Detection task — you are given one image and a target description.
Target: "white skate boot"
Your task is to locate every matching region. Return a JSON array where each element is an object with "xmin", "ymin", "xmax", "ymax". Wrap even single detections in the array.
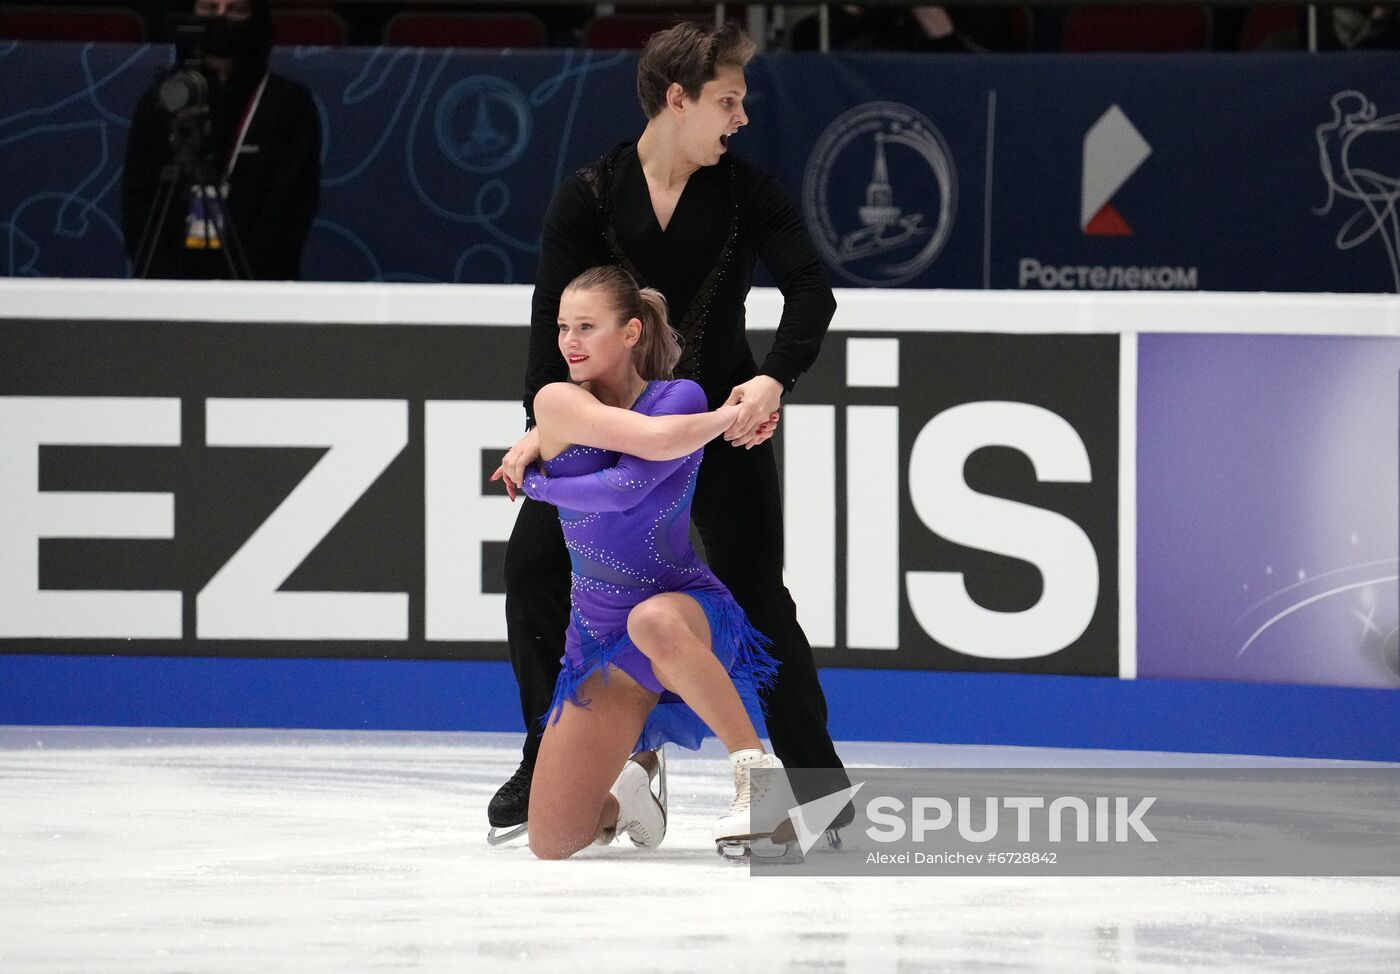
[
  {"xmin": 597, "ymin": 748, "xmax": 667, "ymax": 850},
  {"xmin": 713, "ymin": 749, "xmax": 799, "ymax": 862}
]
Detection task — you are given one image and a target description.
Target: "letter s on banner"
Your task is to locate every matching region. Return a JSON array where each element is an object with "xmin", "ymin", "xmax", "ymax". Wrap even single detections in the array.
[{"xmin": 905, "ymin": 401, "xmax": 1099, "ymax": 659}]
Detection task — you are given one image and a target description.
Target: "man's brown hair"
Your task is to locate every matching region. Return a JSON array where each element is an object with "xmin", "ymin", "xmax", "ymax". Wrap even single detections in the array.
[{"xmin": 636, "ymin": 21, "xmax": 756, "ymax": 119}]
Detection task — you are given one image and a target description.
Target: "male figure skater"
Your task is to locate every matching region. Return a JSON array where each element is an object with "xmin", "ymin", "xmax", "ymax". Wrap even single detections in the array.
[{"xmin": 491, "ymin": 22, "xmax": 848, "ymax": 853}]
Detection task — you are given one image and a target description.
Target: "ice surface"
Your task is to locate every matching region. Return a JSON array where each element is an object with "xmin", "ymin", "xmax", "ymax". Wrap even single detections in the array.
[{"xmin": 2, "ymin": 728, "xmax": 1397, "ymax": 972}]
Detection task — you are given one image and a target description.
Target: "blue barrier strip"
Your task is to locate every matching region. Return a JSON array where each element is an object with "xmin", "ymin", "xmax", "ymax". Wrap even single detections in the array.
[
  {"xmin": 818, "ymin": 668, "xmax": 1397, "ymax": 762},
  {"xmin": 0, "ymin": 656, "xmax": 1394, "ymax": 760}
]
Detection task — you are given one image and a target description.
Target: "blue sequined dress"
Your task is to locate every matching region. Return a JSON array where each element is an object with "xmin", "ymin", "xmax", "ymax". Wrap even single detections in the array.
[{"xmin": 521, "ymin": 379, "xmax": 778, "ymax": 751}]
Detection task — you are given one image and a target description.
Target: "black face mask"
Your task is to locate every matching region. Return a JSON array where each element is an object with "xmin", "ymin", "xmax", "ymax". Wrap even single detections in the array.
[{"xmin": 200, "ymin": 16, "xmax": 253, "ymax": 58}]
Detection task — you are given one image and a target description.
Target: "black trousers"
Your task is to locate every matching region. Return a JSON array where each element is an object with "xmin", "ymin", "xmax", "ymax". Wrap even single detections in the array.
[{"xmin": 502, "ymin": 437, "xmax": 848, "ymax": 787}]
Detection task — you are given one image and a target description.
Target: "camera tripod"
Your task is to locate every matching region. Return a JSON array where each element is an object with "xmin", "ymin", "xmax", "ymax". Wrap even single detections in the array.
[{"xmin": 132, "ymin": 104, "xmax": 252, "ymax": 280}]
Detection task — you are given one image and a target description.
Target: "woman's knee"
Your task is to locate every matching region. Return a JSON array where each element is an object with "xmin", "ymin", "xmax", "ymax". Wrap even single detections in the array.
[
  {"xmin": 528, "ymin": 829, "xmax": 579, "ymax": 861},
  {"xmin": 526, "ymin": 805, "xmax": 598, "ymax": 861},
  {"xmin": 626, "ymin": 599, "xmax": 689, "ymax": 659}
]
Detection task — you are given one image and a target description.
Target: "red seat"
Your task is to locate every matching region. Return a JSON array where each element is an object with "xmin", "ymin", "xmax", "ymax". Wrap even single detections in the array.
[
  {"xmin": 384, "ymin": 12, "xmax": 546, "ymax": 49},
  {"xmin": 1239, "ymin": 6, "xmax": 1301, "ymax": 50},
  {"xmin": 583, "ymin": 14, "xmax": 708, "ymax": 50},
  {"xmin": 1008, "ymin": 8, "xmax": 1035, "ymax": 51},
  {"xmin": 0, "ymin": 5, "xmax": 145, "ymax": 43},
  {"xmin": 1062, "ymin": 6, "xmax": 1211, "ymax": 52},
  {"xmin": 271, "ymin": 9, "xmax": 349, "ymax": 47}
]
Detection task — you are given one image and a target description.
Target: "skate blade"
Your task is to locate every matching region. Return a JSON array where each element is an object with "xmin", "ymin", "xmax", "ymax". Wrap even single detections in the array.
[
  {"xmin": 714, "ymin": 836, "xmax": 805, "ymax": 865},
  {"xmin": 654, "ymin": 746, "xmax": 667, "ymax": 810},
  {"xmin": 486, "ymin": 823, "xmax": 528, "ymax": 847},
  {"xmin": 714, "ymin": 827, "xmax": 842, "ymax": 863}
]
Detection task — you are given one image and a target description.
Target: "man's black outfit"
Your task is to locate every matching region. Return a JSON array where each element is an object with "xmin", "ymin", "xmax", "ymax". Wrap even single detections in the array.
[
  {"xmin": 498, "ymin": 143, "xmax": 848, "ymax": 820},
  {"xmin": 121, "ymin": 17, "xmax": 319, "ymax": 280}
]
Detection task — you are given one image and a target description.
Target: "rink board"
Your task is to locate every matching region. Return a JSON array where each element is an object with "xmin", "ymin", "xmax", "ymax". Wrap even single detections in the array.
[
  {"xmin": 1, "ymin": 654, "xmax": 1395, "ymax": 761},
  {"xmin": 1, "ymin": 282, "xmax": 1397, "ymax": 757}
]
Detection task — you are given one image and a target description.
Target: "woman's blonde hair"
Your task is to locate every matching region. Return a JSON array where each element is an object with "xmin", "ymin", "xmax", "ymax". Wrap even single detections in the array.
[{"xmin": 564, "ymin": 265, "xmax": 682, "ymax": 380}]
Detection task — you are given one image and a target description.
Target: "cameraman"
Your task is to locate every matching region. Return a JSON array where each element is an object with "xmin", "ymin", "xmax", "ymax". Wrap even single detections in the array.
[{"xmin": 121, "ymin": 0, "xmax": 321, "ymax": 280}]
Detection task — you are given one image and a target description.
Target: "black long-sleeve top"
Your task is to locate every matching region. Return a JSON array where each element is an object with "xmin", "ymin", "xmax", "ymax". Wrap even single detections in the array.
[
  {"xmin": 525, "ymin": 143, "xmax": 836, "ymax": 424},
  {"xmin": 122, "ymin": 70, "xmax": 320, "ymax": 280}
]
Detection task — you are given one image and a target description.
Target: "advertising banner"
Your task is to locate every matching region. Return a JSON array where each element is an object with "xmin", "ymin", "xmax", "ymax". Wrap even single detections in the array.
[
  {"xmin": 1137, "ymin": 332, "xmax": 1400, "ymax": 689},
  {"xmin": 780, "ymin": 331, "xmax": 1119, "ymax": 674},
  {"xmin": 0, "ymin": 317, "xmax": 527, "ymax": 658},
  {"xmin": 2, "ymin": 45, "xmax": 1398, "ymax": 292},
  {"xmin": 0, "ymin": 313, "xmax": 1118, "ymax": 676},
  {"xmin": 3, "ymin": 284, "xmax": 1398, "ymax": 752}
]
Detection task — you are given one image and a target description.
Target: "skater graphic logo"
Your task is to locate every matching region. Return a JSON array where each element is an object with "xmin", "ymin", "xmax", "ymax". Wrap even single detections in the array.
[
  {"xmin": 1314, "ymin": 90, "xmax": 1400, "ymax": 292},
  {"xmin": 803, "ymin": 102, "xmax": 957, "ymax": 287}
]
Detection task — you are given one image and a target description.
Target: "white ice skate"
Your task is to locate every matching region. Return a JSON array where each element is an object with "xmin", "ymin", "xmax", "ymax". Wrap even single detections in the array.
[
  {"xmin": 597, "ymin": 748, "xmax": 667, "ymax": 850},
  {"xmin": 713, "ymin": 749, "xmax": 802, "ymax": 863}
]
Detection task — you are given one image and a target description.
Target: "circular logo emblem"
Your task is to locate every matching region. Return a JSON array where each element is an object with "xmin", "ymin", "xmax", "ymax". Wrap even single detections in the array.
[
  {"xmin": 803, "ymin": 102, "xmax": 957, "ymax": 287},
  {"xmin": 435, "ymin": 76, "xmax": 531, "ymax": 174}
]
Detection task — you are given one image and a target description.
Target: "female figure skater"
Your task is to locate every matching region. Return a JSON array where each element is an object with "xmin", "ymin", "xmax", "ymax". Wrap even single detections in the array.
[
  {"xmin": 508, "ymin": 265, "xmax": 783, "ymax": 860},
  {"xmin": 489, "ymin": 21, "xmax": 848, "ymax": 851}
]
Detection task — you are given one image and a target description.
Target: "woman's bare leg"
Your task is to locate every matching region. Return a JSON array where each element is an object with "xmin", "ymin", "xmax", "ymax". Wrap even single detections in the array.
[
  {"xmin": 527, "ymin": 670, "xmax": 658, "ymax": 860},
  {"xmin": 626, "ymin": 593, "xmax": 764, "ymax": 754}
]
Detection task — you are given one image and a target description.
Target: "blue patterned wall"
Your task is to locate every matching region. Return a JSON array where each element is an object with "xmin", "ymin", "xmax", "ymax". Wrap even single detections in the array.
[{"xmin": 3, "ymin": 43, "xmax": 1398, "ymax": 291}]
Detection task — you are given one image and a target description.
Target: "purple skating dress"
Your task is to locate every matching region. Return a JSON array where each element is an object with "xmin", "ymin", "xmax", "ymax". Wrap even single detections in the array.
[{"xmin": 521, "ymin": 379, "xmax": 778, "ymax": 751}]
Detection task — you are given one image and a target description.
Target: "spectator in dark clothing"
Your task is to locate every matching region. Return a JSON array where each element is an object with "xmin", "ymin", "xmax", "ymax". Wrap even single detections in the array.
[
  {"xmin": 1330, "ymin": 6, "xmax": 1400, "ymax": 48},
  {"xmin": 1256, "ymin": 5, "xmax": 1400, "ymax": 50},
  {"xmin": 122, "ymin": 0, "xmax": 320, "ymax": 280},
  {"xmin": 788, "ymin": 4, "xmax": 1016, "ymax": 52}
]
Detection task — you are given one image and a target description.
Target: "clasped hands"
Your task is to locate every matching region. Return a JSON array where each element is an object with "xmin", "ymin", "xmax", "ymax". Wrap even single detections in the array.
[
  {"xmin": 490, "ymin": 375, "xmax": 783, "ymax": 501},
  {"xmin": 721, "ymin": 373, "xmax": 783, "ymax": 448}
]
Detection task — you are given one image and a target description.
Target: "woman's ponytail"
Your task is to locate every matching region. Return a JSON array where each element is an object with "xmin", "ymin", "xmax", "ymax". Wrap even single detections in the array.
[{"xmin": 633, "ymin": 286, "xmax": 682, "ymax": 380}]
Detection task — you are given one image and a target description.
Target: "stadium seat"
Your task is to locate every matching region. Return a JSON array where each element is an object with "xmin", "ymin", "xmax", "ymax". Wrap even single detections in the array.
[
  {"xmin": 271, "ymin": 8, "xmax": 349, "ymax": 47},
  {"xmin": 1239, "ymin": 6, "xmax": 1301, "ymax": 50},
  {"xmin": 582, "ymin": 14, "xmax": 709, "ymax": 50},
  {"xmin": 384, "ymin": 12, "xmax": 547, "ymax": 49},
  {"xmin": 1062, "ymin": 6, "xmax": 1211, "ymax": 51},
  {"xmin": 1008, "ymin": 8, "xmax": 1035, "ymax": 51},
  {"xmin": 0, "ymin": 5, "xmax": 145, "ymax": 43}
]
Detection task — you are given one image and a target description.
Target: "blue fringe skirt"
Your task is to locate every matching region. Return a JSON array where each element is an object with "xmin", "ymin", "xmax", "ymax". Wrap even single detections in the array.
[{"xmin": 540, "ymin": 588, "xmax": 779, "ymax": 752}]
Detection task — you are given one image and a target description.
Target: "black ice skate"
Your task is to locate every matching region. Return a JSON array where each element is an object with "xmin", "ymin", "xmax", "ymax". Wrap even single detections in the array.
[{"xmin": 486, "ymin": 761, "xmax": 532, "ymax": 846}]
